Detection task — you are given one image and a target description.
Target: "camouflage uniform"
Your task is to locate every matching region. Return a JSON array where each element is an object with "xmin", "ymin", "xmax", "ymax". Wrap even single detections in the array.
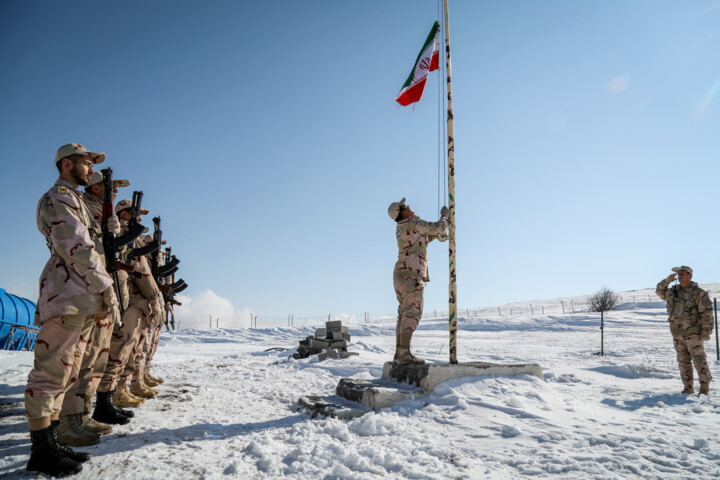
[
  {"xmin": 60, "ymin": 190, "xmax": 114, "ymax": 417},
  {"xmin": 25, "ymin": 180, "xmax": 113, "ymax": 430},
  {"xmin": 127, "ymin": 249, "xmax": 163, "ymax": 392},
  {"xmin": 656, "ymin": 278, "xmax": 714, "ymax": 388},
  {"xmin": 98, "ymin": 224, "xmax": 159, "ymax": 394},
  {"xmin": 394, "ymin": 215, "xmax": 448, "ymax": 334}
]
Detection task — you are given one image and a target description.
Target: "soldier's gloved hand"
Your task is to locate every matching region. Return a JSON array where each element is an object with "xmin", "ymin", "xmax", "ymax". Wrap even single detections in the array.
[
  {"xmin": 150, "ymin": 295, "xmax": 162, "ymax": 321},
  {"xmin": 665, "ymin": 273, "xmax": 677, "ymax": 283},
  {"xmin": 107, "ymin": 215, "xmax": 121, "ymax": 235},
  {"xmin": 701, "ymin": 330, "xmax": 711, "ymax": 341},
  {"xmin": 440, "ymin": 206, "xmax": 450, "ymax": 219},
  {"xmin": 102, "ymin": 287, "xmax": 121, "ymax": 325}
]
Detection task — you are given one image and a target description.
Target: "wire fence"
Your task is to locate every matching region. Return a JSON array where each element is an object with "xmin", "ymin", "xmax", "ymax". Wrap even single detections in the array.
[{"xmin": 175, "ymin": 288, "xmax": 720, "ymax": 332}]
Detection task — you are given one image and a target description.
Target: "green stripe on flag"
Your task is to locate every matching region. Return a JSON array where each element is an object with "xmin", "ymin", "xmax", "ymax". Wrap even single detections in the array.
[{"xmin": 400, "ymin": 22, "xmax": 440, "ymax": 89}]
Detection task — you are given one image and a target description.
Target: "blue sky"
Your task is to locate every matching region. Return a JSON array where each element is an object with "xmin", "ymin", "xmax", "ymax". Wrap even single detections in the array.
[{"xmin": 1, "ymin": 1, "xmax": 719, "ymax": 318}]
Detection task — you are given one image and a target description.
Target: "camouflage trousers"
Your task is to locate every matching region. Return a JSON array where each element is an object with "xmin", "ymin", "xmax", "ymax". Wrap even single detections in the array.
[
  {"xmin": 97, "ymin": 306, "xmax": 145, "ymax": 392},
  {"xmin": 128, "ymin": 322, "xmax": 149, "ymax": 375},
  {"xmin": 146, "ymin": 326, "xmax": 161, "ymax": 365},
  {"xmin": 60, "ymin": 313, "xmax": 114, "ymax": 415},
  {"xmin": 394, "ymin": 275, "xmax": 425, "ymax": 334},
  {"xmin": 24, "ymin": 314, "xmax": 95, "ymax": 430},
  {"xmin": 673, "ymin": 333, "xmax": 712, "ymax": 386}
]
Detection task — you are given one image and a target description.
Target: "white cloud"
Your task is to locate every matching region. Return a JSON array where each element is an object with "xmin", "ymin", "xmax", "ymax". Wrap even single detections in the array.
[{"xmin": 174, "ymin": 289, "xmax": 239, "ymax": 321}]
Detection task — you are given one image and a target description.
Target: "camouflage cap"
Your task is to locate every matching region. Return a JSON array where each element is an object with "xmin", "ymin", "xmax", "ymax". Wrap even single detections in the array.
[
  {"xmin": 672, "ymin": 265, "xmax": 693, "ymax": 275},
  {"xmin": 87, "ymin": 172, "xmax": 130, "ymax": 188},
  {"xmin": 115, "ymin": 198, "xmax": 133, "ymax": 214},
  {"xmin": 115, "ymin": 198, "xmax": 149, "ymax": 215},
  {"xmin": 55, "ymin": 143, "xmax": 106, "ymax": 165},
  {"xmin": 387, "ymin": 197, "xmax": 406, "ymax": 220}
]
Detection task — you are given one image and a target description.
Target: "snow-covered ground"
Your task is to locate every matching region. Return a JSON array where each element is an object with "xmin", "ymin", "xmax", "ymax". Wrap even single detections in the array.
[{"xmin": 2, "ymin": 286, "xmax": 720, "ymax": 479}]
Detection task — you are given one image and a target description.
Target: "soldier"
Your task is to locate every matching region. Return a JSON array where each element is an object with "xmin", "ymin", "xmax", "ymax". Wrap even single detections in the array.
[
  {"xmin": 56, "ymin": 172, "xmax": 133, "ymax": 448},
  {"xmin": 96, "ymin": 199, "xmax": 162, "ymax": 407},
  {"xmin": 656, "ymin": 266, "xmax": 714, "ymax": 395},
  {"xmin": 388, "ymin": 198, "xmax": 448, "ymax": 365},
  {"xmin": 25, "ymin": 143, "xmax": 120, "ymax": 476},
  {"xmin": 125, "ymin": 234, "xmax": 163, "ymax": 399},
  {"xmin": 141, "ymin": 243, "xmax": 169, "ymax": 388}
]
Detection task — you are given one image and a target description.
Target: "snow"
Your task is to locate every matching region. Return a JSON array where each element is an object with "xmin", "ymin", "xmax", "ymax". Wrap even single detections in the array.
[{"xmin": 2, "ymin": 287, "xmax": 719, "ymax": 479}]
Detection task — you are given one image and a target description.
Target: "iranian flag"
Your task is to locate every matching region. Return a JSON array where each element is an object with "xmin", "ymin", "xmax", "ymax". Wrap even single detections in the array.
[{"xmin": 395, "ymin": 22, "xmax": 440, "ymax": 107}]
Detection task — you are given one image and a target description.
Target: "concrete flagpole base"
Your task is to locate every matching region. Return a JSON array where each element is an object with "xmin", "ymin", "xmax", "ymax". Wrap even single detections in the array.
[{"xmin": 296, "ymin": 361, "xmax": 544, "ymax": 418}]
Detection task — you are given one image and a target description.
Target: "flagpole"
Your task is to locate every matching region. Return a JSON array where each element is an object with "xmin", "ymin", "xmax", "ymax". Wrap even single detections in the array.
[{"xmin": 443, "ymin": 0, "xmax": 458, "ymax": 364}]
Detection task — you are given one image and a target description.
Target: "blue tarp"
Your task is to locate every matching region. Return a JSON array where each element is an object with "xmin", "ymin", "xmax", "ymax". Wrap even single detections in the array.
[{"xmin": 0, "ymin": 287, "xmax": 38, "ymax": 351}]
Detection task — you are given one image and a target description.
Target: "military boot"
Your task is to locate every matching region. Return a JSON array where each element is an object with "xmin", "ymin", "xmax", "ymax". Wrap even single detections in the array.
[
  {"xmin": 681, "ymin": 383, "xmax": 694, "ymax": 394},
  {"xmin": 125, "ymin": 384, "xmax": 147, "ymax": 403},
  {"xmin": 700, "ymin": 383, "xmax": 710, "ymax": 395},
  {"xmin": 145, "ymin": 366, "xmax": 164, "ymax": 386},
  {"xmin": 50, "ymin": 420, "xmax": 90, "ymax": 463},
  {"xmin": 109, "ymin": 390, "xmax": 135, "ymax": 418},
  {"xmin": 56, "ymin": 414, "xmax": 100, "ymax": 447},
  {"xmin": 26, "ymin": 426, "xmax": 83, "ymax": 477},
  {"xmin": 113, "ymin": 386, "xmax": 144, "ymax": 407},
  {"xmin": 82, "ymin": 414, "xmax": 113, "ymax": 435},
  {"xmin": 395, "ymin": 331, "xmax": 425, "ymax": 365},
  {"xmin": 92, "ymin": 391, "xmax": 130, "ymax": 425},
  {"xmin": 125, "ymin": 385, "xmax": 145, "ymax": 404},
  {"xmin": 130, "ymin": 373, "xmax": 158, "ymax": 398}
]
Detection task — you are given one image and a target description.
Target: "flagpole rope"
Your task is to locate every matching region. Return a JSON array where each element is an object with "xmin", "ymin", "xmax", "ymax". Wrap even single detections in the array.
[{"xmin": 437, "ymin": 0, "xmax": 443, "ymax": 215}]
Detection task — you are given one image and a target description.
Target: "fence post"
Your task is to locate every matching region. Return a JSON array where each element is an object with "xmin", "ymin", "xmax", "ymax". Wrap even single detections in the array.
[
  {"xmin": 209, "ymin": 314, "xmax": 212, "ymax": 329},
  {"xmin": 600, "ymin": 310, "xmax": 604, "ymax": 356},
  {"xmin": 216, "ymin": 317, "xmax": 219, "ymax": 328},
  {"xmin": 497, "ymin": 307, "xmax": 501, "ymax": 316},
  {"xmin": 542, "ymin": 305, "xmax": 544, "ymax": 315},
  {"xmin": 715, "ymin": 298, "xmax": 719, "ymax": 361},
  {"xmin": 560, "ymin": 300, "xmax": 565, "ymax": 314},
  {"xmin": 529, "ymin": 304, "xmax": 534, "ymax": 314}
]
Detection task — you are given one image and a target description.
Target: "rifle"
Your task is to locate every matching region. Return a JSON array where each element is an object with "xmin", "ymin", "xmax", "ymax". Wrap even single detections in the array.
[
  {"xmin": 158, "ymin": 246, "xmax": 186, "ymax": 331},
  {"xmin": 125, "ymin": 192, "xmax": 161, "ymax": 262},
  {"xmin": 113, "ymin": 190, "xmax": 146, "ymax": 251},
  {"xmin": 100, "ymin": 168, "xmax": 144, "ymax": 318}
]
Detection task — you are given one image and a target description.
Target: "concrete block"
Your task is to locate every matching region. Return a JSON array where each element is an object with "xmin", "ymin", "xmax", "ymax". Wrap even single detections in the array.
[
  {"xmin": 381, "ymin": 361, "xmax": 544, "ymax": 392},
  {"xmin": 341, "ymin": 326, "xmax": 349, "ymax": 334},
  {"xmin": 325, "ymin": 321, "xmax": 342, "ymax": 331},
  {"xmin": 342, "ymin": 333, "xmax": 351, "ymax": 342},
  {"xmin": 311, "ymin": 339, "xmax": 331, "ymax": 349},
  {"xmin": 336, "ymin": 378, "xmax": 426, "ymax": 410},
  {"xmin": 318, "ymin": 349, "xmax": 339, "ymax": 361},
  {"xmin": 295, "ymin": 395, "xmax": 370, "ymax": 419},
  {"xmin": 315, "ymin": 328, "xmax": 326, "ymax": 339},
  {"xmin": 338, "ymin": 351, "xmax": 359, "ymax": 359},
  {"xmin": 330, "ymin": 340, "xmax": 347, "ymax": 350},
  {"xmin": 331, "ymin": 331, "xmax": 343, "ymax": 341}
]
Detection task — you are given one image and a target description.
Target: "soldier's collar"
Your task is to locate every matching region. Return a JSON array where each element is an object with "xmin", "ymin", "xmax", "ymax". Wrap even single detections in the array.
[
  {"xmin": 84, "ymin": 191, "xmax": 102, "ymax": 203},
  {"xmin": 55, "ymin": 179, "xmax": 80, "ymax": 193}
]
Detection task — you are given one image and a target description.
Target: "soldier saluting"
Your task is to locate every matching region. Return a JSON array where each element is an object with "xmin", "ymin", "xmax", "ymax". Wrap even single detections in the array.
[
  {"xmin": 656, "ymin": 266, "xmax": 713, "ymax": 395},
  {"xmin": 25, "ymin": 144, "xmax": 121, "ymax": 477},
  {"xmin": 388, "ymin": 198, "xmax": 448, "ymax": 365}
]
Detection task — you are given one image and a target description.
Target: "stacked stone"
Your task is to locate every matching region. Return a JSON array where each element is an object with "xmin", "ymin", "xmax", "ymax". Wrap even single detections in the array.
[{"xmin": 293, "ymin": 321, "xmax": 358, "ymax": 360}]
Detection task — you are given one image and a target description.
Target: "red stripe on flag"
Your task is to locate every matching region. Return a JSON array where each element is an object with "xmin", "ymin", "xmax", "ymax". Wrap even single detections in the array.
[
  {"xmin": 395, "ymin": 78, "xmax": 428, "ymax": 107},
  {"xmin": 429, "ymin": 50, "xmax": 439, "ymax": 72}
]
